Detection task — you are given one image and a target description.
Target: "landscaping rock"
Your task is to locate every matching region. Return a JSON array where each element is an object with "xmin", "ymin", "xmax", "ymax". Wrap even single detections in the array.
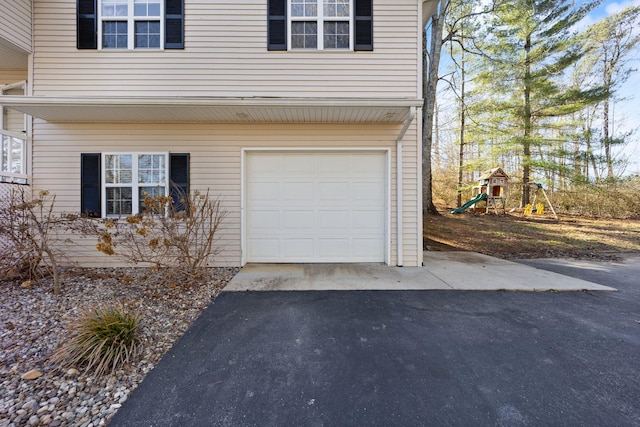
[{"xmin": 0, "ymin": 267, "xmax": 238, "ymax": 426}]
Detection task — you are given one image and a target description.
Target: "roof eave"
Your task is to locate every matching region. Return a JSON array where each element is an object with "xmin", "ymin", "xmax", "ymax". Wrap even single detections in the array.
[{"xmin": 0, "ymin": 96, "xmax": 424, "ymax": 124}]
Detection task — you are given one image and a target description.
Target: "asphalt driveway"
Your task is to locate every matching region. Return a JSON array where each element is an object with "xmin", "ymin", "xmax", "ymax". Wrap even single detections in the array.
[{"xmin": 110, "ymin": 255, "xmax": 640, "ymax": 426}]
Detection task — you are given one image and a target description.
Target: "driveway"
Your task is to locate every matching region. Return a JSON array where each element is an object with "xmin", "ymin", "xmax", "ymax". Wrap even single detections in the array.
[{"xmin": 110, "ymin": 254, "xmax": 640, "ymax": 426}]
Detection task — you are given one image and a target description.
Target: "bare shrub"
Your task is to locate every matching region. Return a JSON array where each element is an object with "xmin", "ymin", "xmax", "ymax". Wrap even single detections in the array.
[
  {"xmin": 551, "ymin": 177, "xmax": 640, "ymax": 218},
  {"xmin": 0, "ymin": 187, "xmax": 71, "ymax": 293},
  {"xmin": 80, "ymin": 188, "xmax": 226, "ymax": 285}
]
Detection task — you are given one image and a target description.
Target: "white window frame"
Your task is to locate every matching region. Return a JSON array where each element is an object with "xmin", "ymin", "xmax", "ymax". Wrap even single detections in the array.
[
  {"xmin": 101, "ymin": 152, "xmax": 169, "ymax": 217},
  {"xmin": 1, "ymin": 81, "xmax": 29, "ymax": 184},
  {"xmin": 288, "ymin": 0, "xmax": 354, "ymax": 51},
  {"xmin": 98, "ymin": 0, "xmax": 165, "ymax": 50}
]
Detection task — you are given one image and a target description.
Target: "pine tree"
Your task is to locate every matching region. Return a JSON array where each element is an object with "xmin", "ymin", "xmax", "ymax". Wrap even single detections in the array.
[{"xmin": 474, "ymin": 0, "xmax": 605, "ymax": 205}]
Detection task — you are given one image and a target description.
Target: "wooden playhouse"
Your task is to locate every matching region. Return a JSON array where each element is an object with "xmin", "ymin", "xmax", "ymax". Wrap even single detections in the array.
[{"xmin": 471, "ymin": 168, "xmax": 509, "ymax": 214}]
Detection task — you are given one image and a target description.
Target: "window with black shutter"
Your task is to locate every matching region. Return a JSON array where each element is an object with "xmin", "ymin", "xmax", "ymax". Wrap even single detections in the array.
[
  {"xmin": 165, "ymin": 0, "xmax": 185, "ymax": 49},
  {"xmin": 169, "ymin": 153, "xmax": 190, "ymax": 213},
  {"xmin": 77, "ymin": 0, "xmax": 98, "ymax": 49},
  {"xmin": 77, "ymin": 0, "xmax": 184, "ymax": 50},
  {"xmin": 267, "ymin": 0, "xmax": 287, "ymax": 50},
  {"xmin": 269, "ymin": 0, "xmax": 373, "ymax": 51},
  {"xmin": 354, "ymin": 0, "xmax": 373, "ymax": 51},
  {"xmin": 80, "ymin": 152, "xmax": 190, "ymax": 217},
  {"xmin": 80, "ymin": 153, "xmax": 101, "ymax": 217}
]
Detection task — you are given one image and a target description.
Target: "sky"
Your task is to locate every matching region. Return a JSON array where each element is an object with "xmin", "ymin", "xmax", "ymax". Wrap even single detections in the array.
[{"xmin": 583, "ymin": 0, "xmax": 640, "ymax": 175}]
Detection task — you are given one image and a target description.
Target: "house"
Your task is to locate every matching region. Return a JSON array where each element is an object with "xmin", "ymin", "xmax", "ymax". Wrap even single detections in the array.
[{"xmin": 1, "ymin": 0, "xmax": 436, "ymax": 268}]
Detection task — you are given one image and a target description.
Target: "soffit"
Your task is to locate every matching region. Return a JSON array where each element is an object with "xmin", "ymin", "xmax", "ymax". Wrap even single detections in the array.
[
  {"xmin": 0, "ymin": 39, "xmax": 28, "ymax": 71},
  {"xmin": 0, "ymin": 96, "xmax": 422, "ymax": 124}
]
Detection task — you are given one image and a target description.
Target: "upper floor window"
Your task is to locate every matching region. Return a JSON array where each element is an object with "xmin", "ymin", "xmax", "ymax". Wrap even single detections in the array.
[
  {"xmin": 77, "ymin": 0, "xmax": 184, "ymax": 50},
  {"xmin": 268, "ymin": 0, "xmax": 372, "ymax": 51},
  {"xmin": 99, "ymin": 0, "xmax": 162, "ymax": 49},
  {"xmin": 290, "ymin": 0, "xmax": 351, "ymax": 50}
]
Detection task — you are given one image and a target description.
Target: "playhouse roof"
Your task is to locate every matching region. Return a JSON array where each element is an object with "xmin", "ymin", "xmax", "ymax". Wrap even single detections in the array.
[{"xmin": 479, "ymin": 167, "xmax": 508, "ymax": 180}]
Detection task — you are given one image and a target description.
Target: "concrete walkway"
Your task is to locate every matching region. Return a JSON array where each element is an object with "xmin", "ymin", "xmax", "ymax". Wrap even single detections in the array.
[{"xmin": 225, "ymin": 251, "xmax": 615, "ymax": 292}]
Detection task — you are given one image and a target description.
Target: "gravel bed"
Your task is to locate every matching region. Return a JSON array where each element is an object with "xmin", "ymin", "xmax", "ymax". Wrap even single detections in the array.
[{"xmin": 0, "ymin": 267, "xmax": 238, "ymax": 426}]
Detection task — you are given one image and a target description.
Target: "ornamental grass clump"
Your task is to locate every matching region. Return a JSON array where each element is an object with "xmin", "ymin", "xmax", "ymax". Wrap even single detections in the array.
[{"xmin": 52, "ymin": 303, "xmax": 141, "ymax": 376}]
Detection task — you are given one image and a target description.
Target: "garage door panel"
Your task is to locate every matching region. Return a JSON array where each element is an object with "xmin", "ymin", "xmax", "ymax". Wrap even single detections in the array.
[
  {"xmin": 248, "ymin": 239, "xmax": 280, "ymax": 257},
  {"xmin": 248, "ymin": 210, "xmax": 280, "ymax": 230},
  {"xmin": 284, "ymin": 155, "xmax": 316, "ymax": 173},
  {"xmin": 284, "ymin": 182, "xmax": 315, "ymax": 201},
  {"xmin": 318, "ymin": 239, "xmax": 349, "ymax": 257},
  {"xmin": 318, "ymin": 210, "xmax": 350, "ymax": 229},
  {"xmin": 284, "ymin": 211, "xmax": 315, "ymax": 229},
  {"xmin": 353, "ymin": 153, "xmax": 386, "ymax": 174},
  {"xmin": 246, "ymin": 151, "xmax": 386, "ymax": 263},
  {"xmin": 353, "ymin": 182, "xmax": 385, "ymax": 201},
  {"xmin": 319, "ymin": 182, "xmax": 349, "ymax": 201},
  {"xmin": 249, "ymin": 155, "xmax": 281, "ymax": 172},
  {"xmin": 284, "ymin": 239, "xmax": 315, "ymax": 257},
  {"xmin": 318, "ymin": 155, "xmax": 349, "ymax": 173},
  {"xmin": 353, "ymin": 210, "xmax": 385, "ymax": 229},
  {"xmin": 353, "ymin": 238, "xmax": 385, "ymax": 258},
  {"xmin": 250, "ymin": 182, "xmax": 280, "ymax": 201}
]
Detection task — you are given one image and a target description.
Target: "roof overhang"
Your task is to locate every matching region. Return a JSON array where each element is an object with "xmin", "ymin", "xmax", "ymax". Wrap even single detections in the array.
[
  {"xmin": 422, "ymin": 0, "xmax": 439, "ymax": 27},
  {"xmin": 0, "ymin": 96, "xmax": 423, "ymax": 124}
]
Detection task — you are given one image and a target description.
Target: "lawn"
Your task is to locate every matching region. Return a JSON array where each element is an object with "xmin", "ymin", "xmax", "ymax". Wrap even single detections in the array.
[{"xmin": 424, "ymin": 211, "xmax": 640, "ymax": 259}]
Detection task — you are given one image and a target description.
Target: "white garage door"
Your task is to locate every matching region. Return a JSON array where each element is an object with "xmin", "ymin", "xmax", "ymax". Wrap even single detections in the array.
[{"xmin": 246, "ymin": 151, "xmax": 387, "ymax": 263}]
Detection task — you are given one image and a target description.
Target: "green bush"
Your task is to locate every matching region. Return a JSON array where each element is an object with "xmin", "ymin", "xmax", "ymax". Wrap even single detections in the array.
[{"xmin": 52, "ymin": 303, "xmax": 141, "ymax": 376}]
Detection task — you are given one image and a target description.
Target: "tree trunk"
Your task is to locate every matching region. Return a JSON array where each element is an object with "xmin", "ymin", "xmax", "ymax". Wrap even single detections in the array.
[
  {"xmin": 603, "ymin": 67, "xmax": 613, "ymax": 178},
  {"xmin": 522, "ymin": 32, "xmax": 532, "ymax": 206},
  {"xmin": 457, "ymin": 26, "xmax": 466, "ymax": 208},
  {"xmin": 422, "ymin": 6, "xmax": 446, "ymax": 216}
]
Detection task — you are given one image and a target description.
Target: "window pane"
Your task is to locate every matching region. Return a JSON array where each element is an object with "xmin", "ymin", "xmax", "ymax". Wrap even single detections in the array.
[
  {"xmin": 291, "ymin": 21, "xmax": 317, "ymax": 49},
  {"xmin": 134, "ymin": 0, "xmax": 161, "ymax": 17},
  {"xmin": 135, "ymin": 21, "xmax": 160, "ymax": 48},
  {"xmin": 134, "ymin": 3, "xmax": 147, "ymax": 15},
  {"xmin": 291, "ymin": 0, "xmax": 317, "ymax": 17},
  {"xmin": 139, "ymin": 186, "xmax": 165, "ymax": 213},
  {"xmin": 106, "ymin": 187, "xmax": 133, "ymax": 215},
  {"xmin": 324, "ymin": 21, "xmax": 349, "ymax": 49},
  {"xmin": 105, "ymin": 154, "xmax": 133, "ymax": 183},
  {"xmin": 324, "ymin": 0, "xmax": 350, "ymax": 17},
  {"xmin": 1, "ymin": 135, "xmax": 8, "ymax": 172},
  {"xmin": 10, "ymin": 138, "xmax": 22, "ymax": 174},
  {"xmin": 102, "ymin": 0, "xmax": 128, "ymax": 16},
  {"xmin": 138, "ymin": 154, "xmax": 165, "ymax": 183},
  {"xmin": 103, "ymin": 21, "xmax": 128, "ymax": 48}
]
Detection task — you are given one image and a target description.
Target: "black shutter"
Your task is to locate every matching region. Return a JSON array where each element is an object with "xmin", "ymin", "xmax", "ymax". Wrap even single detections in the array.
[
  {"xmin": 170, "ymin": 153, "xmax": 190, "ymax": 213},
  {"xmin": 165, "ymin": 0, "xmax": 185, "ymax": 49},
  {"xmin": 354, "ymin": 0, "xmax": 373, "ymax": 51},
  {"xmin": 81, "ymin": 153, "xmax": 101, "ymax": 217},
  {"xmin": 267, "ymin": 0, "xmax": 287, "ymax": 50},
  {"xmin": 77, "ymin": 0, "xmax": 97, "ymax": 49}
]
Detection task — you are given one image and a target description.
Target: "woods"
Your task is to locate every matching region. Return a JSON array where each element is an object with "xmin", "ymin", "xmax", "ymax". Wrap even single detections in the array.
[{"xmin": 423, "ymin": 0, "xmax": 640, "ymax": 216}]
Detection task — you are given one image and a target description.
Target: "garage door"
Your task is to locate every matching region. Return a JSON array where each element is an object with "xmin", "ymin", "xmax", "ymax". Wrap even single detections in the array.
[{"xmin": 246, "ymin": 151, "xmax": 387, "ymax": 263}]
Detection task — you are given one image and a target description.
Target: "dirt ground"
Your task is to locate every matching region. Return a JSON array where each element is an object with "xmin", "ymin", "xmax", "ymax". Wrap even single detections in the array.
[{"xmin": 424, "ymin": 209, "xmax": 640, "ymax": 260}]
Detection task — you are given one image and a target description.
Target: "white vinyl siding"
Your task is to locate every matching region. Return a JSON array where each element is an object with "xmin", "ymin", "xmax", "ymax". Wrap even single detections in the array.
[
  {"xmin": 30, "ymin": 121, "xmax": 421, "ymax": 267},
  {"xmin": 0, "ymin": 0, "xmax": 32, "ymax": 53},
  {"xmin": 31, "ymin": 0, "xmax": 420, "ymax": 98}
]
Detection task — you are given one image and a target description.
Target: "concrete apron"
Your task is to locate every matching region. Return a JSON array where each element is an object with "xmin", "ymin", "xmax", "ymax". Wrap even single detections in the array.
[{"xmin": 224, "ymin": 251, "xmax": 615, "ymax": 292}]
